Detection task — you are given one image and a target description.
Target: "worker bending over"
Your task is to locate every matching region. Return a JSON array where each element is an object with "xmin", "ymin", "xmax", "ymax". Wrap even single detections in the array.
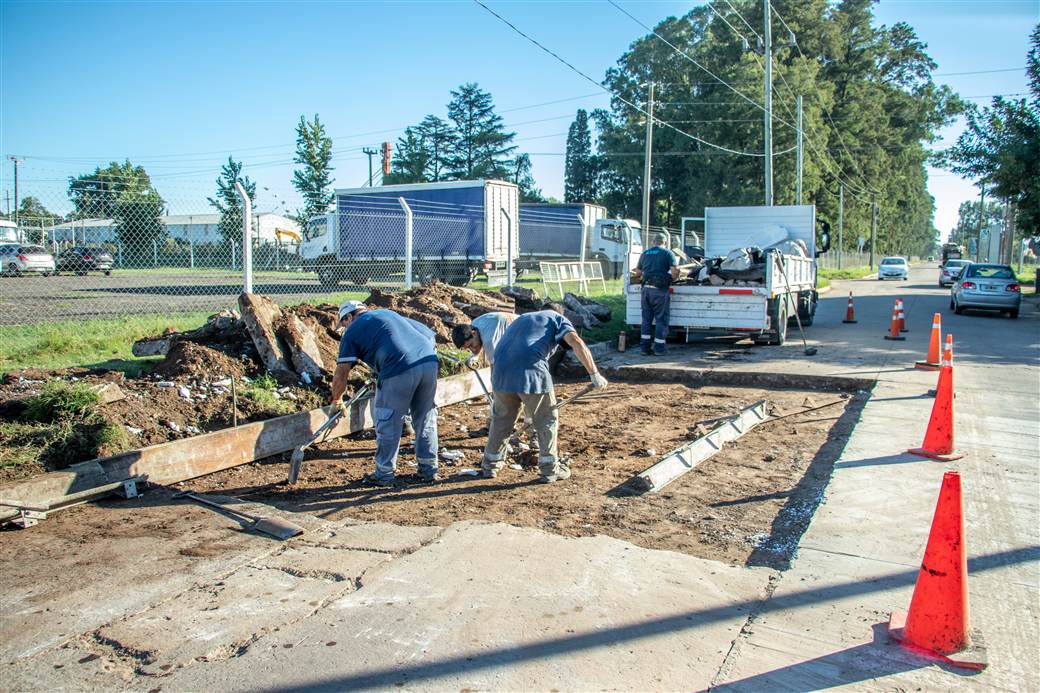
[
  {"xmin": 481, "ymin": 310, "xmax": 608, "ymax": 483},
  {"xmin": 329, "ymin": 300, "xmax": 439, "ymax": 487},
  {"xmin": 631, "ymin": 232, "xmax": 679, "ymax": 356},
  {"xmin": 450, "ymin": 311, "xmax": 517, "ymax": 370}
]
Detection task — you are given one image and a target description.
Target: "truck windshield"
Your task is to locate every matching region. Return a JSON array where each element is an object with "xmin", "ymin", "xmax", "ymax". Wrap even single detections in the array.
[{"xmin": 304, "ymin": 216, "xmax": 327, "ymax": 241}]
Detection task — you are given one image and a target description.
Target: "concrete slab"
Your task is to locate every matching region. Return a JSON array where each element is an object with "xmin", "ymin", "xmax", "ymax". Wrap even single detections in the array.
[
  {"xmin": 303, "ymin": 520, "xmax": 444, "ymax": 555},
  {"xmin": 159, "ymin": 521, "xmax": 771, "ymax": 692}
]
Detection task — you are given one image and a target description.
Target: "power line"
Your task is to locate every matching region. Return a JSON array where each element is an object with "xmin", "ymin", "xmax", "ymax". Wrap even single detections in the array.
[
  {"xmin": 473, "ymin": 0, "xmax": 769, "ymax": 157},
  {"xmin": 934, "ymin": 67, "xmax": 1025, "ymax": 76}
]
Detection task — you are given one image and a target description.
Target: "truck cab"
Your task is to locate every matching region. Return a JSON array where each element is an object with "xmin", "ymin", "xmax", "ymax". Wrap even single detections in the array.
[{"xmin": 591, "ymin": 218, "xmax": 642, "ymax": 279}]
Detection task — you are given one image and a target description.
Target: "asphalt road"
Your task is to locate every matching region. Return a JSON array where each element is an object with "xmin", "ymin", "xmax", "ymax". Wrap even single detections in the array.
[{"xmin": 0, "ymin": 270, "xmax": 365, "ymax": 325}]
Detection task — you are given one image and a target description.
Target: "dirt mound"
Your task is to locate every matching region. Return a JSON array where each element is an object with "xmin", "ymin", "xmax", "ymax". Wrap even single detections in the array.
[
  {"xmin": 365, "ymin": 281, "xmax": 515, "ymax": 343},
  {"xmin": 152, "ymin": 341, "xmax": 253, "ymax": 383}
]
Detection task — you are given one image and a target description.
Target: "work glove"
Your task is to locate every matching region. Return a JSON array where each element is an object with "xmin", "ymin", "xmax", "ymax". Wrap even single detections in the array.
[
  {"xmin": 589, "ymin": 371, "xmax": 608, "ymax": 389},
  {"xmin": 465, "ymin": 356, "xmax": 480, "ymax": 369},
  {"xmin": 334, "ymin": 398, "xmax": 350, "ymax": 418}
]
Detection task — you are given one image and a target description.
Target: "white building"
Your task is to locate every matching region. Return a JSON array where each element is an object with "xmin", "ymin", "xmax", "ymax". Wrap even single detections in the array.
[{"xmin": 50, "ymin": 213, "xmax": 300, "ymax": 247}]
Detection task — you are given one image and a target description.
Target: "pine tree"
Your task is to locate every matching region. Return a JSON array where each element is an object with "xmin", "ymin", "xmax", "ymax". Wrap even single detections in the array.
[
  {"xmin": 564, "ymin": 109, "xmax": 597, "ymax": 202},
  {"xmin": 446, "ymin": 83, "xmax": 516, "ymax": 179},
  {"xmin": 292, "ymin": 114, "xmax": 335, "ymax": 220},
  {"xmin": 385, "ymin": 127, "xmax": 430, "ymax": 184},
  {"xmin": 418, "ymin": 115, "xmax": 455, "ymax": 181},
  {"xmin": 208, "ymin": 156, "xmax": 256, "ymax": 245},
  {"xmin": 510, "ymin": 154, "xmax": 545, "ymax": 202}
]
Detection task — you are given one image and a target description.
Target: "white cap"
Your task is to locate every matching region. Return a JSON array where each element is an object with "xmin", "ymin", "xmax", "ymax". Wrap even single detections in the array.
[{"xmin": 338, "ymin": 300, "xmax": 366, "ymax": 321}]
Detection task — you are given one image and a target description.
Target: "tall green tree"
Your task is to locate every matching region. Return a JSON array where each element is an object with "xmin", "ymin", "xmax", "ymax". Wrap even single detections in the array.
[
  {"xmin": 510, "ymin": 153, "xmax": 545, "ymax": 202},
  {"xmin": 418, "ymin": 115, "xmax": 455, "ymax": 181},
  {"xmin": 68, "ymin": 160, "xmax": 156, "ymax": 219},
  {"xmin": 384, "ymin": 126, "xmax": 430, "ymax": 185},
  {"xmin": 292, "ymin": 114, "xmax": 335, "ymax": 221},
  {"xmin": 948, "ymin": 200, "xmax": 1005, "ymax": 250},
  {"xmin": 15, "ymin": 196, "xmax": 60, "ymax": 224},
  {"xmin": 564, "ymin": 109, "xmax": 598, "ymax": 202},
  {"xmin": 593, "ymin": 0, "xmax": 959, "ymax": 256},
  {"xmin": 943, "ymin": 24, "xmax": 1039, "ymax": 241},
  {"xmin": 446, "ymin": 83, "xmax": 517, "ymax": 179},
  {"xmin": 208, "ymin": 156, "xmax": 256, "ymax": 246}
]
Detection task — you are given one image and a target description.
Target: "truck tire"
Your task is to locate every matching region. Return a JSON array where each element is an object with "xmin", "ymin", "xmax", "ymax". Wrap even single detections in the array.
[
  {"xmin": 317, "ymin": 265, "xmax": 340, "ymax": 288},
  {"xmin": 794, "ymin": 290, "xmax": 816, "ymax": 327},
  {"xmin": 754, "ymin": 297, "xmax": 787, "ymax": 346}
]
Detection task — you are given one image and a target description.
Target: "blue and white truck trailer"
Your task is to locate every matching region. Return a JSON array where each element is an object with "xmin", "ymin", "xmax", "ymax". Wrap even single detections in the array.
[
  {"xmin": 517, "ymin": 202, "xmax": 642, "ymax": 279},
  {"xmin": 300, "ymin": 179, "xmax": 520, "ymax": 287}
]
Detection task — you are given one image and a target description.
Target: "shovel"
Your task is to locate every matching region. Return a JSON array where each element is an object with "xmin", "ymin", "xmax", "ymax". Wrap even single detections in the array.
[
  {"xmin": 774, "ymin": 255, "xmax": 818, "ymax": 357},
  {"xmin": 174, "ymin": 491, "xmax": 303, "ymax": 540},
  {"xmin": 444, "ymin": 354, "xmax": 493, "ymax": 406},
  {"xmin": 516, "ymin": 383, "xmax": 599, "ymax": 437},
  {"xmin": 288, "ymin": 382, "xmax": 372, "ymax": 484}
]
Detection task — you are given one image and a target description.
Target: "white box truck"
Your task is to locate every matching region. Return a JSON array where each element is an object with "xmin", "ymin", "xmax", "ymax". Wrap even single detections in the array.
[
  {"xmin": 517, "ymin": 203, "xmax": 643, "ymax": 279},
  {"xmin": 626, "ymin": 205, "xmax": 830, "ymax": 345}
]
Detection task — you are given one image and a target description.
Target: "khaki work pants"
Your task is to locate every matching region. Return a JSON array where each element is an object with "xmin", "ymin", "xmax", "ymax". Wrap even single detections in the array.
[{"xmin": 483, "ymin": 390, "xmax": 560, "ymax": 476}]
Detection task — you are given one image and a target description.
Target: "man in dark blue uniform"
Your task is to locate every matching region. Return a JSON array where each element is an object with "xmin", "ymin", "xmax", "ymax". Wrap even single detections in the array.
[
  {"xmin": 329, "ymin": 300, "xmax": 439, "ymax": 486},
  {"xmin": 632, "ymin": 232, "xmax": 679, "ymax": 355}
]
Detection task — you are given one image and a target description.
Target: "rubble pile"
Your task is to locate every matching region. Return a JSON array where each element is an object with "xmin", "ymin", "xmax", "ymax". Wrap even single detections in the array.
[
  {"xmin": 673, "ymin": 240, "xmax": 809, "ymax": 287},
  {"xmin": 365, "ymin": 281, "xmax": 515, "ymax": 343}
]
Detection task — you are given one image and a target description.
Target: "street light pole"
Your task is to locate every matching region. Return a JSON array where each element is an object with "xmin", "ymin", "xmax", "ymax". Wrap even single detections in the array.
[
  {"xmin": 763, "ymin": 0, "xmax": 773, "ymax": 206},
  {"xmin": 8, "ymin": 156, "xmax": 22, "ymax": 228},
  {"xmin": 641, "ymin": 81, "xmax": 655, "ymax": 248}
]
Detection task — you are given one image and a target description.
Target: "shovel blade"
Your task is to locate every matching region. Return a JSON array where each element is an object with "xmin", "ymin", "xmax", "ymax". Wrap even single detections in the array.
[
  {"xmin": 253, "ymin": 516, "xmax": 304, "ymax": 540},
  {"xmin": 287, "ymin": 448, "xmax": 305, "ymax": 484}
]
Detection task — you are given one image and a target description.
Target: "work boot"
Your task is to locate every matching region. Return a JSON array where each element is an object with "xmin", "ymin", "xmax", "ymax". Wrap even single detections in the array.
[
  {"xmin": 402, "ymin": 417, "xmax": 415, "ymax": 437},
  {"xmin": 416, "ymin": 459, "xmax": 438, "ymax": 482},
  {"xmin": 653, "ymin": 344, "xmax": 667, "ymax": 356},
  {"xmin": 538, "ymin": 456, "xmax": 571, "ymax": 484},
  {"xmin": 640, "ymin": 341, "xmax": 653, "ymax": 356},
  {"xmin": 481, "ymin": 453, "xmax": 504, "ymax": 479},
  {"xmin": 360, "ymin": 472, "xmax": 395, "ymax": 488}
]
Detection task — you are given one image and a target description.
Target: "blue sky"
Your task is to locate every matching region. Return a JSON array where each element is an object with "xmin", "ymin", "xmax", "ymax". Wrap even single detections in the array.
[{"xmin": 1, "ymin": 0, "xmax": 1036, "ymax": 239}]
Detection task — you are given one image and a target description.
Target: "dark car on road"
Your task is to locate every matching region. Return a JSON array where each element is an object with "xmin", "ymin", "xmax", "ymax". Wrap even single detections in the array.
[
  {"xmin": 56, "ymin": 246, "xmax": 114, "ymax": 275},
  {"xmin": 951, "ymin": 263, "xmax": 1021, "ymax": 319}
]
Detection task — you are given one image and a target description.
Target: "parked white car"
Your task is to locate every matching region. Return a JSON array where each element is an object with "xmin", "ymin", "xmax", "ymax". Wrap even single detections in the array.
[
  {"xmin": 0, "ymin": 244, "xmax": 55, "ymax": 276},
  {"xmin": 878, "ymin": 256, "xmax": 909, "ymax": 280}
]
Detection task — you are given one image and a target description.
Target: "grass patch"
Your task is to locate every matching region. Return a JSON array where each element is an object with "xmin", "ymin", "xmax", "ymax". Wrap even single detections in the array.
[
  {"xmin": 240, "ymin": 373, "xmax": 296, "ymax": 416},
  {"xmin": 817, "ymin": 266, "xmax": 875, "ymax": 289},
  {"xmin": 1, "ymin": 381, "xmax": 128, "ymax": 471},
  {"xmin": 0, "ymin": 312, "xmax": 212, "ymax": 375}
]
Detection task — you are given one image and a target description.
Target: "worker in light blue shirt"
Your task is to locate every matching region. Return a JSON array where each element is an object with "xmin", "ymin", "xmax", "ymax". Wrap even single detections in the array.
[
  {"xmin": 329, "ymin": 301, "xmax": 439, "ymax": 486},
  {"xmin": 481, "ymin": 310, "xmax": 608, "ymax": 483},
  {"xmin": 631, "ymin": 233, "xmax": 679, "ymax": 356},
  {"xmin": 450, "ymin": 311, "xmax": 517, "ymax": 368}
]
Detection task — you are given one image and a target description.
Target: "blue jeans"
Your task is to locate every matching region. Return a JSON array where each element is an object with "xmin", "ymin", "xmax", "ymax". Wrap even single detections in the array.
[
  {"xmin": 640, "ymin": 286, "xmax": 671, "ymax": 351},
  {"xmin": 373, "ymin": 362, "xmax": 439, "ymax": 481}
]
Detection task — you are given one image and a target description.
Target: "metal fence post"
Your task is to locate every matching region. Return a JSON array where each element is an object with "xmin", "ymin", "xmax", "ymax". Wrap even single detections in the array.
[
  {"xmin": 502, "ymin": 207, "xmax": 514, "ymax": 289},
  {"xmin": 152, "ymin": 239, "xmax": 157, "ymax": 268},
  {"xmin": 234, "ymin": 181, "xmax": 253, "ymax": 294},
  {"xmin": 576, "ymin": 213, "xmax": 589, "ymax": 293},
  {"xmin": 399, "ymin": 197, "xmax": 413, "ymax": 290},
  {"xmin": 189, "ymin": 236, "xmax": 195, "ymax": 269}
]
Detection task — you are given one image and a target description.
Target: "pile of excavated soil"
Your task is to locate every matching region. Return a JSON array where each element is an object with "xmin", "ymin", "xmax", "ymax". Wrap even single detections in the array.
[
  {"xmin": 364, "ymin": 282, "xmax": 514, "ymax": 343},
  {"xmin": 183, "ymin": 380, "xmax": 864, "ymax": 569}
]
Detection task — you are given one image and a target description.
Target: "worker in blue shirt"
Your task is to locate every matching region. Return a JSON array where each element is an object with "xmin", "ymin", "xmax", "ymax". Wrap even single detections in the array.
[
  {"xmin": 481, "ymin": 310, "xmax": 608, "ymax": 483},
  {"xmin": 329, "ymin": 300, "xmax": 440, "ymax": 486},
  {"xmin": 631, "ymin": 232, "xmax": 679, "ymax": 355}
]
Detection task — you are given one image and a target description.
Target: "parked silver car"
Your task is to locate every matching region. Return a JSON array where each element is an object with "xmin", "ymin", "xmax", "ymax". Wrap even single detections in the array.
[
  {"xmin": 0, "ymin": 243, "xmax": 55, "ymax": 276},
  {"xmin": 878, "ymin": 256, "xmax": 909, "ymax": 280},
  {"xmin": 950, "ymin": 263, "xmax": 1021, "ymax": 319},
  {"xmin": 939, "ymin": 258, "xmax": 969, "ymax": 287}
]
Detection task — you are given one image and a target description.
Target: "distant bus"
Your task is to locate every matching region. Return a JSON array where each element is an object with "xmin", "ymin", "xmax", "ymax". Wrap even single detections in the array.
[{"xmin": 0, "ymin": 219, "xmax": 18, "ymax": 244}]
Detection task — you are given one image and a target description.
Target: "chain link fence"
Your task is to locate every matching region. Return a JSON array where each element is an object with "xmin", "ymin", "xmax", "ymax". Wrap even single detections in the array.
[{"xmin": 816, "ymin": 250, "xmax": 873, "ymax": 270}]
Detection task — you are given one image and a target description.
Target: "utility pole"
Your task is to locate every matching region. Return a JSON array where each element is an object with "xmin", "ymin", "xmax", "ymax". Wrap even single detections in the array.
[
  {"xmin": 8, "ymin": 156, "xmax": 22, "ymax": 228},
  {"xmin": 837, "ymin": 184, "xmax": 844, "ymax": 270},
  {"xmin": 870, "ymin": 196, "xmax": 877, "ymax": 270},
  {"xmin": 795, "ymin": 95, "xmax": 803, "ymax": 204},
  {"xmin": 763, "ymin": 0, "xmax": 773, "ymax": 206},
  {"xmin": 975, "ymin": 184, "xmax": 985, "ymax": 262},
  {"xmin": 362, "ymin": 147, "xmax": 379, "ymax": 187},
  {"xmin": 641, "ymin": 81, "xmax": 655, "ymax": 248}
]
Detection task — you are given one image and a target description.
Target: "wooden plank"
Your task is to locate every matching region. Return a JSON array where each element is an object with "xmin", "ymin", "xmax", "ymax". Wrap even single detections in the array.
[
  {"xmin": 622, "ymin": 400, "xmax": 768, "ymax": 494},
  {"xmin": 0, "ymin": 368, "xmax": 492, "ymax": 523}
]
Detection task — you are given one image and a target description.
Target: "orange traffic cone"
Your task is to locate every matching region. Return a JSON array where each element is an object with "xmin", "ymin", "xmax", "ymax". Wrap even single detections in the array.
[
  {"xmin": 915, "ymin": 313, "xmax": 942, "ymax": 370},
  {"xmin": 909, "ymin": 335, "xmax": 963, "ymax": 461},
  {"xmin": 842, "ymin": 292, "xmax": 857, "ymax": 323},
  {"xmin": 884, "ymin": 301, "xmax": 905, "ymax": 341},
  {"xmin": 888, "ymin": 471, "xmax": 987, "ymax": 670},
  {"xmin": 927, "ymin": 335, "xmax": 954, "ymax": 397},
  {"xmin": 897, "ymin": 298, "xmax": 909, "ymax": 332}
]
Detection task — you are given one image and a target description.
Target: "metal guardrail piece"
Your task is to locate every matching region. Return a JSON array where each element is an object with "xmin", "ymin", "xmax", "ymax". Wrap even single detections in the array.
[{"xmin": 625, "ymin": 400, "xmax": 768, "ymax": 494}]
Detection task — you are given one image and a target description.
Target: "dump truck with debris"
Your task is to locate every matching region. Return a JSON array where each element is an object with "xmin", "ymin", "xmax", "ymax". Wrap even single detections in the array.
[
  {"xmin": 625, "ymin": 205, "xmax": 831, "ymax": 346},
  {"xmin": 517, "ymin": 202, "xmax": 643, "ymax": 280},
  {"xmin": 300, "ymin": 180, "xmax": 519, "ymax": 287}
]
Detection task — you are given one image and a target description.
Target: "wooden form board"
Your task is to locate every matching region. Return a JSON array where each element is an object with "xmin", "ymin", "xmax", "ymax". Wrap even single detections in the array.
[
  {"xmin": 0, "ymin": 367, "xmax": 492, "ymax": 522},
  {"xmin": 625, "ymin": 400, "xmax": 768, "ymax": 494}
]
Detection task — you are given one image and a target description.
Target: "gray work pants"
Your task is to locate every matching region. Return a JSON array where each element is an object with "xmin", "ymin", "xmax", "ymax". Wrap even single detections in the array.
[
  {"xmin": 373, "ymin": 362, "xmax": 439, "ymax": 482},
  {"xmin": 482, "ymin": 390, "xmax": 560, "ymax": 477}
]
